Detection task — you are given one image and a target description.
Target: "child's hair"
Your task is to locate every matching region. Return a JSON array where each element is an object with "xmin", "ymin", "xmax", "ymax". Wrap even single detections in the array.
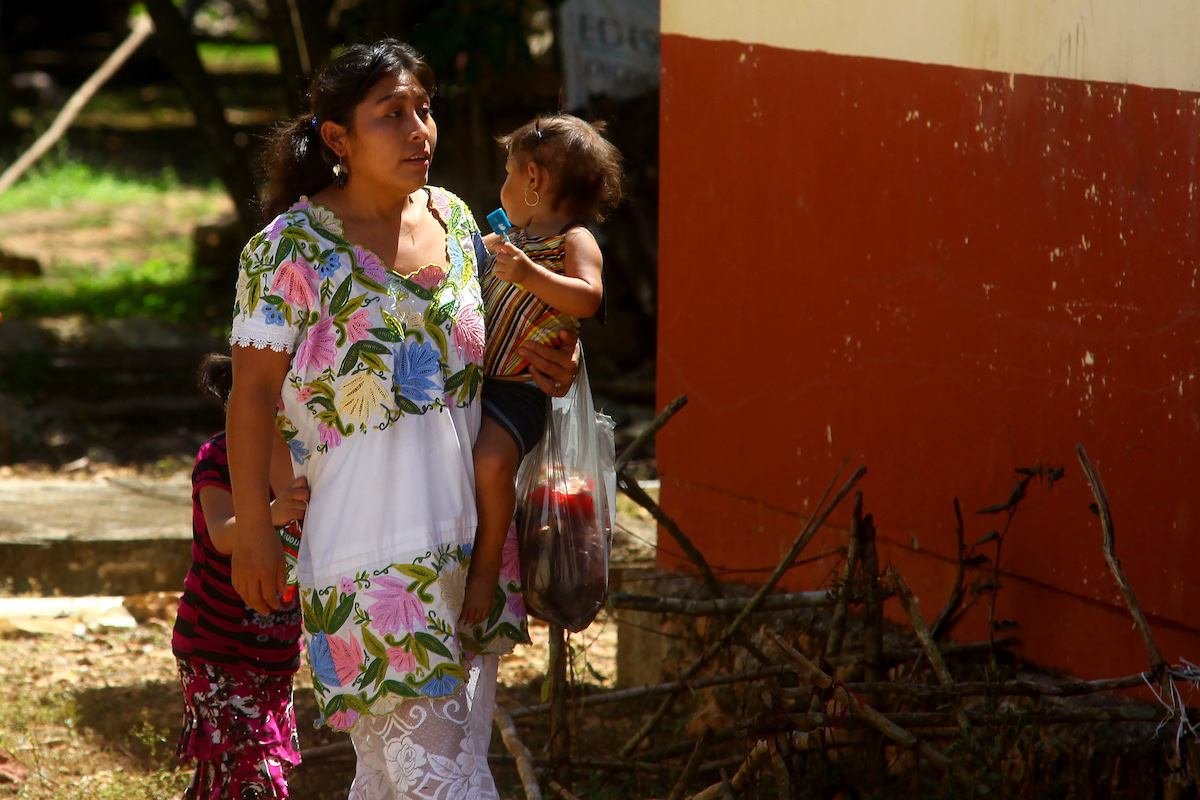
[
  {"xmin": 498, "ymin": 114, "xmax": 623, "ymax": 222},
  {"xmin": 259, "ymin": 38, "xmax": 436, "ymax": 221},
  {"xmin": 197, "ymin": 352, "xmax": 233, "ymax": 407}
]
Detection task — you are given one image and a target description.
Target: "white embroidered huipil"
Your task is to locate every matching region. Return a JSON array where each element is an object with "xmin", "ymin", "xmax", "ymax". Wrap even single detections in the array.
[{"xmin": 229, "ymin": 188, "xmax": 529, "ymax": 735}]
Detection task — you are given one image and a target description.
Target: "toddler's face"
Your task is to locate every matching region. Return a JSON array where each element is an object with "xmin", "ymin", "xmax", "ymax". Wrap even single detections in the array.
[{"xmin": 499, "ymin": 155, "xmax": 534, "ymax": 227}]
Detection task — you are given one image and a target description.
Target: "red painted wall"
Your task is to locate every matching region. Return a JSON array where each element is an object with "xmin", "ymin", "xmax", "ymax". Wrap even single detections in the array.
[{"xmin": 657, "ymin": 34, "xmax": 1200, "ymax": 679}]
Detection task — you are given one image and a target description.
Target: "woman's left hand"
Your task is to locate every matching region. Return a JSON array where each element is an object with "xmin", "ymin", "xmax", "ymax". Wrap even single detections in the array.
[{"xmin": 520, "ymin": 332, "xmax": 580, "ymax": 398}]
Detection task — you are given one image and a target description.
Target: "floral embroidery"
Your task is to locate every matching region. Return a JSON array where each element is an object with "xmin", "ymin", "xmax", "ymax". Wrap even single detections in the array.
[
  {"xmin": 394, "ymin": 340, "xmax": 441, "ymax": 406},
  {"xmin": 272, "ymin": 259, "xmax": 319, "ymax": 309},
  {"xmin": 411, "ymin": 264, "xmax": 447, "ymax": 290},
  {"xmin": 453, "ymin": 304, "xmax": 485, "ymax": 363},
  {"xmin": 296, "ymin": 316, "xmax": 337, "ymax": 372},
  {"xmin": 366, "ymin": 575, "xmax": 427, "ymax": 634}
]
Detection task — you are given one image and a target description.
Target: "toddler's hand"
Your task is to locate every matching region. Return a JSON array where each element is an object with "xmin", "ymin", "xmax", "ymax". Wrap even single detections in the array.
[
  {"xmin": 270, "ymin": 476, "xmax": 309, "ymax": 527},
  {"xmin": 491, "ymin": 242, "xmax": 535, "ymax": 284},
  {"xmin": 482, "ymin": 232, "xmax": 505, "ymax": 253},
  {"xmin": 459, "ymin": 566, "xmax": 499, "ymax": 623}
]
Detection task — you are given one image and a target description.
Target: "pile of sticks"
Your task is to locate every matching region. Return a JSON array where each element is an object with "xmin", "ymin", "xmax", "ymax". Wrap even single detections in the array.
[{"xmin": 492, "ymin": 398, "xmax": 1200, "ymax": 800}]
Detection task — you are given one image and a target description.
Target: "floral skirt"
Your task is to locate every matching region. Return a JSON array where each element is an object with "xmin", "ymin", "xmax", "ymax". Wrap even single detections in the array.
[{"xmin": 175, "ymin": 658, "xmax": 301, "ymax": 800}]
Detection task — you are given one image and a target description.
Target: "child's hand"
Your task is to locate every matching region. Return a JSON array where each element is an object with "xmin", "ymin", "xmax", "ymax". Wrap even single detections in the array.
[
  {"xmin": 491, "ymin": 241, "xmax": 536, "ymax": 285},
  {"xmin": 482, "ymin": 232, "xmax": 505, "ymax": 253},
  {"xmin": 459, "ymin": 565, "xmax": 500, "ymax": 623},
  {"xmin": 270, "ymin": 476, "xmax": 309, "ymax": 527}
]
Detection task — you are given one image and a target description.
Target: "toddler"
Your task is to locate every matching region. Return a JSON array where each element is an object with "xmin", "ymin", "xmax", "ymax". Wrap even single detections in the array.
[
  {"xmin": 461, "ymin": 114, "xmax": 623, "ymax": 622},
  {"xmin": 172, "ymin": 352, "xmax": 310, "ymax": 800}
]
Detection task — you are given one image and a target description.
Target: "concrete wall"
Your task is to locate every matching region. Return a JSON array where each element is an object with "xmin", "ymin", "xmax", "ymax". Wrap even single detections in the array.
[{"xmin": 656, "ymin": 0, "xmax": 1200, "ymax": 679}]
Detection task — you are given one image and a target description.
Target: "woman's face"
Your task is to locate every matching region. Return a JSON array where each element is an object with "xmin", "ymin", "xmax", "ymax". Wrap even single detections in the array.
[{"xmin": 341, "ymin": 72, "xmax": 436, "ymax": 196}]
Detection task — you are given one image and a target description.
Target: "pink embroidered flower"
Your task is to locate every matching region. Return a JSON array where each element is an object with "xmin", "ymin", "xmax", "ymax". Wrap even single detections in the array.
[
  {"xmin": 340, "ymin": 577, "xmax": 356, "ymax": 595},
  {"xmin": 430, "ymin": 189, "xmax": 451, "ymax": 222},
  {"xmin": 271, "ymin": 259, "xmax": 318, "ymax": 309},
  {"xmin": 296, "ymin": 386, "xmax": 314, "ymax": 403},
  {"xmin": 354, "ymin": 246, "xmax": 386, "ymax": 283},
  {"xmin": 386, "ymin": 646, "xmax": 417, "ymax": 672},
  {"xmin": 296, "ymin": 316, "xmax": 337, "ymax": 372},
  {"xmin": 411, "ymin": 265, "xmax": 446, "ymax": 290},
  {"xmin": 328, "ymin": 633, "xmax": 362, "ymax": 687},
  {"xmin": 506, "ymin": 592, "xmax": 526, "ymax": 618},
  {"xmin": 328, "ymin": 708, "xmax": 359, "ymax": 731},
  {"xmin": 366, "ymin": 575, "xmax": 427, "ymax": 634},
  {"xmin": 453, "ymin": 303, "xmax": 485, "ymax": 363},
  {"xmin": 500, "ymin": 531, "xmax": 521, "ymax": 582},
  {"xmin": 266, "ymin": 216, "xmax": 289, "ymax": 240},
  {"xmin": 343, "ymin": 307, "xmax": 371, "ymax": 344},
  {"xmin": 319, "ymin": 421, "xmax": 343, "ymax": 449}
]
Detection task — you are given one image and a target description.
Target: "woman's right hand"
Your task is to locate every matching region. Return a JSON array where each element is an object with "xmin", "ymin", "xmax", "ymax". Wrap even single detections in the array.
[
  {"xmin": 270, "ymin": 476, "xmax": 309, "ymax": 527},
  {"xmin": 520, "ymin": 332, "xmax": 580, "ymax": 398}
]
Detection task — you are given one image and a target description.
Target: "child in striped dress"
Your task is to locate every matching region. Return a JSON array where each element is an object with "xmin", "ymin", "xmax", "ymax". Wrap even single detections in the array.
[
  {"xmin": 460, "ymin": 114, "xmax": 623, "ymax": 622},
  {"xmin": 172, "ymin": 353, "xmax": 310, "ymax": 799}
]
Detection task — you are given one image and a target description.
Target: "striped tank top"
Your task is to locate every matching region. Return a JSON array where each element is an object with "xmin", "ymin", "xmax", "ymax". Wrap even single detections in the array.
[{"xmin": 481, "ymin": 223, "xmax": 583, "ymax": 377}]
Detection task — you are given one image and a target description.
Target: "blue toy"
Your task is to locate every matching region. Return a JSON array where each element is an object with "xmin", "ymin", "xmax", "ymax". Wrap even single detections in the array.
[{"xmin": 487, "ymin": 208, "xmax": 514, "ymax": 242}]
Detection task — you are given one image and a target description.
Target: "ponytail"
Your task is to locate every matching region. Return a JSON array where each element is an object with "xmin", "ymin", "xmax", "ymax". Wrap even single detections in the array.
[
  {"xmin": 258, "ymin": 39, "xmax": 436, "ymax": 223},
  {"xmin": 261, "ymin": 113, "xmax": 335, "ymax": 221},
  {"xmin": 197, "ymin": 352, "xmax": 233, "ymax": 407}
]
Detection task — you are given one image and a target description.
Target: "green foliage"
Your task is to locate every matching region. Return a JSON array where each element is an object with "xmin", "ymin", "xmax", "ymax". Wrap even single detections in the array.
[
  {"xmin": 198, "ymin": 42, "xmax": 281, "ymax": 74},
  {"xmin": 0, "ymin": 161, "xmax": 205, "ymax": 213}
]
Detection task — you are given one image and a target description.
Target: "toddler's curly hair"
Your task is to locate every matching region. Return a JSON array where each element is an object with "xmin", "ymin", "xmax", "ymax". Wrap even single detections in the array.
[{"xmin": 498, "ymin": 114, "xmax": 624, "ymax": 222}]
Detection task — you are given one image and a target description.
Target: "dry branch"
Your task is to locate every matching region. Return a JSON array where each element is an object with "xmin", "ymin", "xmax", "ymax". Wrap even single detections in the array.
[
  {"xmin": 0, "ymin": 16, "xmax": 155, "ymax": 196},
  {"xmin": 787, "ymin": 706, "xmax": 1166, "ymax": 727},
  {"xmin": 547, "ymin": 780, "xmax": 584, "ymax": 800},
  {"xmin": 778, "ymin": 672, "xmax": 1151, "ymax": 702},
  {"xmin": 686, "ymin": 731, "xmax": 824, "ymax": 800},
  {"xmin": 615, "ymin": 394, "xmax": 687, "ymax": 473},
  {"xmin": 666, "ymin": 728, "xmax": 712, "ymax": 800},
  {"xmin": 495, "ymin": 706, "xmax": 544, "ymax": 800},
  {"xmin": 771, "ymin": 633, "xmax": 951, "ymax": 770},
  {"xmin": 825, "ymin": 491, "xmax": 863, "ymax": 657},
  {"xmin": 607, "ymin": 590, "xmax": 839, "ymax": 615},
  {"xmin": 619, "ymin": 463, "xmax": 867, "ymax": 757}
]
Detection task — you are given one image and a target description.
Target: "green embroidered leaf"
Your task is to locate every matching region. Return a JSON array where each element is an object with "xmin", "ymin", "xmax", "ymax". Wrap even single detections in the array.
[
  {"xmin": 343, "ymin": 694, "xmax": 371, "ymax": 713},
  {"xmin": 338, "ymin": 342, "xmax": 364, "ymax": 376},
  {"xmin": 357, "ymin": 657, "xmax": 387, "ymax": 689},
  {"xmin": 275, "ymin": 236, "xmax": 295, "ymax": 265},
  {"xmin": 393, "ymin": 273, "xmax": 435, "ymax": 301},
  {"xmin": 369, "ymin": 326, "xmax": 404, "ymax": 343},
  {"xmin": 381, "ymin": 309, "xmax": 404, "ymax": 333},
  {"xmin": 381, "ymin": 680, "xmax": 419, "ymax": 698},
  {"xmin": 329, "ymin": 275, "xmax": 352, "ymax": 314},
  {"xmin": 362, "ymin": 627, "xmax": 388, "ymax": 661},
  {"xmin": 301, "ymin": 594, "xmax": 322, "ymax": 635},
  {"xmin": 411, "ymin": 639, "xmax": 430, "ymax": 670},
  {"xmin": 485, "ymin": 586, "xmax": 506, "ymax": 628},
  {"xmin": 360, "ymin": 350, "xmax": 388, "ymax": 373},
  {"xmin": 396, "ymin": 564, "xmax": 438, "ymax": 581},
  {"xmin": 328, "ymin": 593, "xmax": 357, "ymax": 632},
  {"xmin": 308, "ymin": 395, "xmax": 334, "ymax": 411},
  {"xmin": 323, "ymin": 694, "xmax": 344, "ymax": 714},
  {"xmin": 393, "ymin": 393, "xmax": 422, "ymax": 416},
  {"xmin": 310, "ymin": 590, "xmax": 326, "ymax": 629},
  {"xmin": 424, "ymin": 323, "xmax": 448, "ymax": 357},
  {"xmin": 414, "ymin": 631, "xmax": 453, "ymax": 660},
  {"xmin": 334, "ymin": 293, "xmax": 367, "ymax": 322},
  {"xmin": 444, "ymin": 368, "xmax": 468, "ymax": 393},
  {"xmin": 352, "ymin": 271, "xmax": 386, "ymax": 293},
  {"xmin": 246, "ymin": 277, "xmax": 261, "ymax": 315}
]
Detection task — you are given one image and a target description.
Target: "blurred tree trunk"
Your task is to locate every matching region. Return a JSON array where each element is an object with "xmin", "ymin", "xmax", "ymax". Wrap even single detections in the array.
[
  {"xmin": 141, "ymin": 0, "xmax": 259, "ymax": 234},
  {"xmin": 264, "ymin": 0, "xmax": 308, "ymax": 115}
]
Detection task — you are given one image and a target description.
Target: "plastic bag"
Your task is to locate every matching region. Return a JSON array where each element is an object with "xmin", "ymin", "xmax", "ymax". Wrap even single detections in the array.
[{"xmin": 515, "ymin": 351, "xmax": 615, "ymax": 632}]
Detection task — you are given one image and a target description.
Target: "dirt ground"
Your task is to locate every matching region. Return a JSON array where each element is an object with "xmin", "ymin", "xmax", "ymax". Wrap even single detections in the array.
[{"xmin": 0, "ymin": 465, "xmax": 650, "ymax": 800}]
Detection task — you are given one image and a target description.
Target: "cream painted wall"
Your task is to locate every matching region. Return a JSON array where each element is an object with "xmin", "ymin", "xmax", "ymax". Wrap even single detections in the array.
[{"xmin": 662, "ymin": 0, "xmax": 1200, "ymax": 93}]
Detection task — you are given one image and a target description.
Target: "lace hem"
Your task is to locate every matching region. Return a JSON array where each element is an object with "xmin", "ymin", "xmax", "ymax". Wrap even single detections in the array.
[{"xmin": 230, "ymin": 324, "xmax": 296, "ymax": 353}]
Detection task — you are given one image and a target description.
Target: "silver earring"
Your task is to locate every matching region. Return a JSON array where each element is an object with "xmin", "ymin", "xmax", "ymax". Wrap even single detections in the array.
[
  {"xmin": 332, "ymin": 158, "xmax": 349, "ymax": 189},
  {"xmin": 524, "ymin": 187, "xmax": 540, "ymax": 207}
]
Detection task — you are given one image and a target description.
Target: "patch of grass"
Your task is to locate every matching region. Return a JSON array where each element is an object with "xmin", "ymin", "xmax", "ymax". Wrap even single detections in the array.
[
  {"xmin": 0, "ymin": 160, "xmax": 215, "ymax": 214},
  {"xmin": 197, "ymin": 42, "xmax": 281, "ymax": 74},
  {"xmin": 0, "ymin": 258, "xmax": 212, "ymax": 323}
]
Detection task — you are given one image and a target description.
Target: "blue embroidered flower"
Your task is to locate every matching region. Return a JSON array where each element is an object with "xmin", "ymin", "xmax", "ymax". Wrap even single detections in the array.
[
  {"xmin": 447, "ymin": 232, "xmax": 464, "ymax": 277},
  {"xmin": 317, "ymin": 252, "xmax": 340, "ymax": 279},
  {"xmin": 308, "ymin": 632, "xmax": 341, "ymax": 688},
  {"xmin": 287, "ymin": 437, "xmax": 310, "ymax": 462},
  {"xmin": 417, "ymin": 671, "xmax": 461, "ymax": 697},
  {"xmin": 394, "ymin": 340, "xmax": 441, "ymax": 404},
  {"xmin": 263, "ymin": 304, "xmax": 286, "ymax": 326}
]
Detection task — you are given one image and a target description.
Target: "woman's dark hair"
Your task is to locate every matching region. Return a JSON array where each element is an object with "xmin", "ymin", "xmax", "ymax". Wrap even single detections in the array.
[
  {"xmin": 498, "ymin": 114, "xmax": 624, "ymax": 222},
  {"xmin": 197, "ymin": 352, "xmax": 233, "ymax": 407},
  {"xmin": 260, "ymin": 39, "xmax": 436, "ymax": 221}
]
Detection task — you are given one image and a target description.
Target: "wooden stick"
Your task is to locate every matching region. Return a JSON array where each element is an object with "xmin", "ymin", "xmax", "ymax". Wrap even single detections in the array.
[
  {"xmin": 889, "ymin": 569, "xmax": 972, "ymax": 734},
  {"xmin": 779, "ymin": 672, "xmax": 1151, "ymax": 701},
  {"xmin": 787, "ymin": 706, "xmax": 1166, "ymax": 727},
  {"xmin": 0, "ymin": 15, "xmax": 155, "ymax": 196},
  {"xmin": 666, "ymin": 728, "xmax": 712, "ymax": 800},
  {"xmin": 607, "ymin": 590, "xmax": 840, "ymax": 615},
  {"xmin": 489, "ymin": 754, "xmax": 670, "ymax": 774},
  {"xmin": 547, "ymin": 780, "xmax": 584, "ymax": 800},
  {"xmin": 930, "ymin": 497, "xmax": 968, "ymax": 640},
  {"xmin": 825, "ymin": 637, "xmax": 1020, "ymax": 670},
  {"xmin": 686, "ymin": 731, "xmax": 822, "ymax": 800},
  {"xmin": 618, "ymin": 463, "xmax": 867, "ymax": 757},
  {"xmin": 1075, "ymin": 444, "xmax": 1165, "ymax": 670},
  {"xmin": 509, "ymin": 666, "xmax": 791, "ymax": 719},
  {"xmin": 548, "ymin": 624, "xmax": 571, "ymax": 783},
  {"xmin": 825, "ymin": 491, "xmax": 863, "ymax": 657},
  {"xmin": 495, "ymin": 706, "xmax": 544, "ymax": 800},
  {"xmin": 771, "ymin": 634, "xmax": 952, "ymax": 770},
  {"xmin": 615, "ymin": 394, "xmax": 687, "ymax": 474}
]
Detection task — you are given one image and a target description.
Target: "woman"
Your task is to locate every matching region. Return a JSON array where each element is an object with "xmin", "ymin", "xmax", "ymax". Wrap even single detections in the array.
[{"xmin": 226, "ymin": 39, "xmax": 577, "ymax": 799}]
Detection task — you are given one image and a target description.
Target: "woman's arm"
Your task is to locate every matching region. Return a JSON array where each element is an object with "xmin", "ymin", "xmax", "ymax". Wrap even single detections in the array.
[
  {"xmin": 203, "ymin": 477, "xmax": 309, "ymax": 556},
  {"xmin": 490, "ymin": 228, "xmax": 603, "ymax": 318},
  {"xmin": 227, "ymin": 345, "xmax": 293, "ymax": 614},
  {"xmin": 520, "ymin": 333, "xmax": 581, "ymax": 398}
]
